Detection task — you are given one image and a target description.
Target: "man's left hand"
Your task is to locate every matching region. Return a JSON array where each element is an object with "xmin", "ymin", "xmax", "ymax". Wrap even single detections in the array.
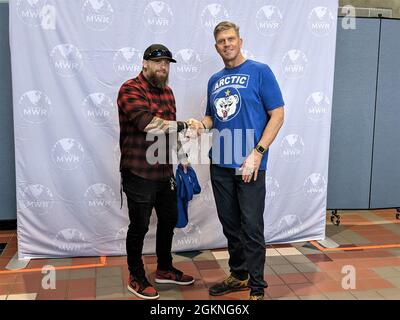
[{"xmin": 239, "ymin": 149, "xmax": 263, "ymax": 183}]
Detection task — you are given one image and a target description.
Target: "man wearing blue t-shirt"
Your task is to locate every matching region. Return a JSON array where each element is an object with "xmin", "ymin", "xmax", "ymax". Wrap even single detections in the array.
[{"xmin": 189, "ymin": 21, "xmax": 284, "ymax": 300}]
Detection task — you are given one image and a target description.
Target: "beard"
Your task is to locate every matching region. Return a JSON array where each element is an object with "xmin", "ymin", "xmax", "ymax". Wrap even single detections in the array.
[{"xmin": 146, "ymin": 68, "xmax": 169, "ymax": 88}]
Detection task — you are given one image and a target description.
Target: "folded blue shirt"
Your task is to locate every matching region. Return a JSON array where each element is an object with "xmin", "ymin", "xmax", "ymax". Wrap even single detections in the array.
[{"xmin": 175, "ymin": 164, "xmax": 201, "ymax": 228}]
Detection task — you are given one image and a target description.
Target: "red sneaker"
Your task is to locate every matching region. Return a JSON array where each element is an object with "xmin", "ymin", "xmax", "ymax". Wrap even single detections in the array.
[
  {"xmin": 127, "ymin": 275, "xmax": 159, "ymax": 300},
  {"xmin": 155, "ymin": 267, "xmax": 195, "ymax": 285}
]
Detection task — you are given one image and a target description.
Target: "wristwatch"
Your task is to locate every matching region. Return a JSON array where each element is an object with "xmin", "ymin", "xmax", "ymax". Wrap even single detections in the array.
[{"xmin": 255, "ymin": 144, "xmax": 266, "ymax": 155}]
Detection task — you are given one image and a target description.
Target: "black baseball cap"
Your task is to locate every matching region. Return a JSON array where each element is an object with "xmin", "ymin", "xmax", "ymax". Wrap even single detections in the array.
[{"xmin": 143, "ymin": 44, "xmax": 177, "ymax": 63}]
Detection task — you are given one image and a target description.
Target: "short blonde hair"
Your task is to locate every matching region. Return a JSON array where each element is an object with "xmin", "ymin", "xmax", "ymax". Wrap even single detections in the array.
[{"xmin": 213, "ymin": 21, "xmax": 240, "ymax": 39}]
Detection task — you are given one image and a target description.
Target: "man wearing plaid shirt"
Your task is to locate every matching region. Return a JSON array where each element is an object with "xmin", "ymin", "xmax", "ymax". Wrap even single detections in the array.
[{"xmin": 117, "ymin": 44, "xmax": 194, "ymax": 300}]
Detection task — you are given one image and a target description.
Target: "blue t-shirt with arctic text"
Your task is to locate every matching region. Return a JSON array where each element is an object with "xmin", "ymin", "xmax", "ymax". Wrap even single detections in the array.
[{"xmin": 205, "ymin": 59, "xmax": 284, "ymax": 170}]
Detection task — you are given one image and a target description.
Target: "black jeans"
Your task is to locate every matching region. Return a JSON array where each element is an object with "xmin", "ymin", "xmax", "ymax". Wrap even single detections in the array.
[
  {"xmin": 121, "ymin": 170, "xmax": 177, "ymax": 277},
  {"xmin": 210, "ymin": 164, "xmax": 267, "ymax": 295}
]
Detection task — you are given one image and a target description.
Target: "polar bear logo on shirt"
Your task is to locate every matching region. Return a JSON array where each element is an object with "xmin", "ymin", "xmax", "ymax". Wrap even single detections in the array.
[{"xmin": 214, "ymin": 94, "xmax": 239, "ymax": 121}]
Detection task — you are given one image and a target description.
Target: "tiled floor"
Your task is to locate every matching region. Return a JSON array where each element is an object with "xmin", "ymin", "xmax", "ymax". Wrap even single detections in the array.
[{"xmin": 1, "ymin": 209, "xmax": 400, "ymax": 300}]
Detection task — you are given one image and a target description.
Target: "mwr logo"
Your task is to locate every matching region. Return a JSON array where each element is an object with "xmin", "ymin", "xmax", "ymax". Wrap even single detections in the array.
[
  {"xmin": 304, "ymin": 173, "xmax": 327, "ymax": 197},
  {"xmin": 174, "ymin": 49, "xmax": 201, "ymax": 80},
  {"xmin": 50, "ymin": 44, "xmax": 83, "ymax": 77},
  {"xmin": 115, "ymin": 226, "xmax": 128, "ymax": 253},
  {"xmin": 278, "ymin": 214, "xmax": 302, "ymax": 238},
  {"xmin": 82, "ymin": 0, "xmax": 114, "ymax": 31},
  {"xmin": 241, "ymin": 49, "xmax": 255, "ymax": 61},
  {"xmin": 84, "ymin": 183, "xmax": 116, "ymax": 215},
  {"xmin": 256, "ymin": 5, "xmax": 283, "ymax": 36},
  {"xmin": 18, "ymin": 90, "xmax": 52, "ymax": 124},
  {"xmin": 51, "ymin": 138, "xmax": 85, "ymax": 170},
  {"xmin": 173, "ymin": 223, "xmax": 202, "ymax": 250},
  {"xmin": 143, "ymin": 1, "xmax": 173, "ymax": 34},
  {"xmin": 308, "ymin": 7, "xmax": 335, "ymax": 37},
  {"xmin": 200, "ymin": 3, "xmax": 229, "ymax": 33},
  {"xmin": 82, "ymin": 93, "xmax": 115, "ymax": 125},
  {"xmin": 113, "ymin": 47, "xmax": 142, "ymax": 78},
  {"xmin": 54, "ymin": 228, "xmax": 87, "ymax": 252},
  {"xmin": 282, "ymin": 49, "xmax": 308, "ymax": 79},
  {"xmin": 16, "ymin": 0, "xmax": 56, "ymax": 29},
  {"xmin": 305, "ymin": 92, "xmax": 331, "ymax": 121},
  {"xmin": 19, "ymin": 183, "xmax": 54, "ymax": 215},
  {"xmin": 266, "ymin": 176, "xmax": 280, "ymax": 200},
  {"xmin": 280, "ymin": 134, "xmax": 305, "ymax": 162}
]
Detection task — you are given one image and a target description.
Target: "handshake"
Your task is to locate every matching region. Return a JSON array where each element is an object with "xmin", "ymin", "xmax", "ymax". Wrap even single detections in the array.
[{"xmin": 183, "ymin": 118, "xmax": 207, "ymax": 137}]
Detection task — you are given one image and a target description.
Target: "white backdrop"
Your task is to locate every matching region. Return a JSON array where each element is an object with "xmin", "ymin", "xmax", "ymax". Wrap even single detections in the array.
[{"xmin": 10, "ymin": 0, "xmax": 338, "ymax": 259}]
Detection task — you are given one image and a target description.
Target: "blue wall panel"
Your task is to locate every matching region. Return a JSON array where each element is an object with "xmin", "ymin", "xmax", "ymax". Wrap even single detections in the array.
[
  {"xmin": 327, "ymin": 18, "xmax": 380, "ymax": 209},
  {"xmin": 0, "ymin": 2, "xmax": 16, "ymax": 221},
  {"xmin": 370, "ymin": 19, "xmax": 400, "ymax": 208}
]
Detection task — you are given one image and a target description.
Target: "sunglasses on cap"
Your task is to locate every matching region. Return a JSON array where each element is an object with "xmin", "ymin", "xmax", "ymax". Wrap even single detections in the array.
[{"xmin": 144, "ymin": 49, "xmax": 176, "ymax": 62}]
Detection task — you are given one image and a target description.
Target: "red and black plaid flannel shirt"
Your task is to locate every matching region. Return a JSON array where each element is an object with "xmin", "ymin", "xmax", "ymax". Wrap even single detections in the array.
[{"xmin": 117, "ymin": 72, "xmax": 176, "ymax": 181}]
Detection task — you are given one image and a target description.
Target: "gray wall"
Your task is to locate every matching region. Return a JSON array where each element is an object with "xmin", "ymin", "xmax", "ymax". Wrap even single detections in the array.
[
  {"xmin": 370, "ymin": 19, "xmax": 400, "ymax": 208},
  {"xmin": 327, "ymin": 17, "xmax": 400, "ymax": 209},
  {"xmin": 0, "ymin": 2, "xmax": 16, "ymax": 221},
  {"xmin": 327, "ymin": 18, "xmax": 379, "ymax": 209}
]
